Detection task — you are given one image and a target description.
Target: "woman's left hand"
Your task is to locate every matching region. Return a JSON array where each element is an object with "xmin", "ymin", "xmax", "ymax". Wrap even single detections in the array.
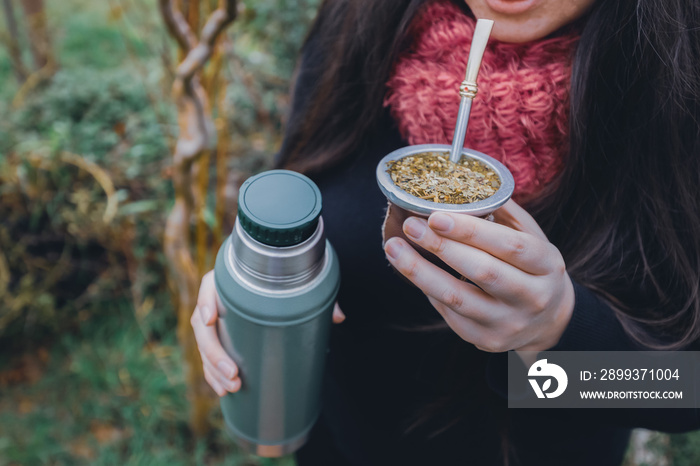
[{"xmin": 383, "ymin": 199, "xmax": 574, "ymax": 353}]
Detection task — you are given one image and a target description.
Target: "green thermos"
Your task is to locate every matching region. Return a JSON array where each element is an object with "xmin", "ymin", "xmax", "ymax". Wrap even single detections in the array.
[{"xmin": 214, "ymin": 170, "xmax": 340, "ymax": 457}]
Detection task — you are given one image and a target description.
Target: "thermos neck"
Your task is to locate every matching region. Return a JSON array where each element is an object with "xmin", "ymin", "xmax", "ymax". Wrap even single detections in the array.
[{"xmin": 228, "ymin": 217, "xmax": 327, "ymax": 292}]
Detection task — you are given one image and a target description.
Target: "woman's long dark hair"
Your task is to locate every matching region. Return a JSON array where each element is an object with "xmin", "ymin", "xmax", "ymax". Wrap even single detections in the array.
[
  {"xmin": 278, "ymin": 0, "xmax": 700, "ymax": 351},
  {"xmin": 535, "ymin": 0, "xmax": 700, "ymax": 350}
]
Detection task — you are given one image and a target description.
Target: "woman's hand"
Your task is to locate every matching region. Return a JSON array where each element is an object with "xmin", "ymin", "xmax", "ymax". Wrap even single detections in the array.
[
  {"xmin": 191, "ymin": 270, "xmax": 346, "ymax": 396},
  {"xmin": 383, "ymin": 200, "xmax": 574, "ymax": 354}
]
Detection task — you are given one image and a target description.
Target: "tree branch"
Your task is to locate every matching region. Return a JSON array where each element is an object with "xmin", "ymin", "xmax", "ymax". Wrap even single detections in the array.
[
  {"xmin": 176, "ymin": 0, "xmax": 236, "ymax": 80},
  {"xmin": 158, "ymin": 0, "xmax": 197, "ymax": 52}
]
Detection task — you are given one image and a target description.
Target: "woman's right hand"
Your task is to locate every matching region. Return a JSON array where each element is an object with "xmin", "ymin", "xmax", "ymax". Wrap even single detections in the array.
[{"xmin": 192, "ymin": 270, "xmax": 346, "ymax": 397}]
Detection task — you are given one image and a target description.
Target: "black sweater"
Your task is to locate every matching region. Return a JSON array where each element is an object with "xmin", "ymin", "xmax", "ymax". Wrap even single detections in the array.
[{"xmin": 281, "ymin": 18, "xmax": 700, "ymax": 466}]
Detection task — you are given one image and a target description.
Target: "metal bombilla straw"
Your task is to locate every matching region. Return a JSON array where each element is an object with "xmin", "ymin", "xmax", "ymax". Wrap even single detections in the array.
[
  {"xmin": 376, "ymin": 18, "xmax": 513, "ymax": 217},
  {"xmin": 449, "ymin": 19, "xmax": 494, "ymax": 163}
]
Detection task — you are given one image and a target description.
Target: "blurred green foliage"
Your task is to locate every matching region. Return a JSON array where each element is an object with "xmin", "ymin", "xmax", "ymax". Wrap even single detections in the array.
[
  {"xmin": 0, "ymin": 67, "xmax": 173, "ymax": 343},
  {"xmin": 11, "ymin": 69, "xmax": 170, "ymax": 164},
  {"xmin": 667, "ymin": 432, "xmax": 700, "ymax": 466},
  {"xmin": 0, "ymin": 0, "xmax": 319, "ymax": 345},
  {"xmin": 237, "ymin": 0, "xmax": 318, "ymax": 75},
  {"xmin": 0, "ymin": 0, "xmax": 316, "ymax": 463}
]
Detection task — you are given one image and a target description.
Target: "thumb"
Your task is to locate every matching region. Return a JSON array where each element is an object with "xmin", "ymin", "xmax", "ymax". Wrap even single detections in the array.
[
  {"xmin": 197, "ymin": 271, "xmax": 219, "ymax": 326},
  {"xmin": 332, "ymin": 302, "xmax": 346, "ymax": 324}
]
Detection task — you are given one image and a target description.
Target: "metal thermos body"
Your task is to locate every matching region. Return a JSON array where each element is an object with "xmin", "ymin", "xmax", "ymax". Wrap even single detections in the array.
[{"xmin": 214, "ymin": 170, "xmax": 340, "ymax": 457}]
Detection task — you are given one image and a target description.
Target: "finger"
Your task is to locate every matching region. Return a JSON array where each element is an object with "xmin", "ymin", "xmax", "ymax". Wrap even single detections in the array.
[
  {"xmin": 191, "ymin": 310, "xmax": 238, "ymax": 381},
  {"xmin": 203, "ymin": 356, "xmax": 241, "ymax": 393},
  {"xmin": 428, "ymin": 297, "xmax": 511, "ymax": 352},
  {"xmin": 332, "ymin": 302, "xmax": 346, "ymax": 324},
  {"xmin": 427, "ymin": 296, "xmax": 484, "ymax": 342},
  {"xmin": 404, "ymin": 217, "xmax": 538, "ymax": 303},
  {"xmin": 204, "ymin": 367, "xmax": 227, "ymax": 397},
  {"xmin": 384, "ymin": 237, "xmax": 495, "ymax": 323},
  {"xmin": 197, "ymin": 271, "xmax": 219, "ymax": 326},
  {"xmin": 425, "ymin": 212, "xmax": 559, "ymax": 276},
  {"xmin": 492, "ymin": 199, "xmax": 547, "ymax": 240}
]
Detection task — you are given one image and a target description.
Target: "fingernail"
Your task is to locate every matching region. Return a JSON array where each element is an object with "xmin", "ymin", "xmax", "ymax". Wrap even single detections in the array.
[
  {"xmin": 224, "ymin": 378, "xmax": 239, "ymax": 392},
  {"xmin": 384, "ymin": 238, "xmax": 403, "ymax": 260},
  {"xmin": 199, "ymin": 306, "xmax": 212, "ymax": 325},
  {"xmin": 430, "ymin": 213, "xmax": 454, "ymax": 232},
  {"xmin": 229, "ymin": 378, "xmax": 241, "ymax": 393},
  {"xmin": 404, "ymin": 217, "xmax": 427, "ymax": 240},
  {"xmin": 217, "ymin": 360, "xmax": 236, "ymax": 379},
  {"xmin": 213, "ymin": 381, "xmax": 226, "ymax": 397}
]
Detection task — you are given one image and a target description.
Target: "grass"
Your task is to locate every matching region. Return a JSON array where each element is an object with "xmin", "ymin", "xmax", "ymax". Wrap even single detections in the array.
[{"xmin": 0, "ymin": 296, "xmax": 295, "ymax": 465}]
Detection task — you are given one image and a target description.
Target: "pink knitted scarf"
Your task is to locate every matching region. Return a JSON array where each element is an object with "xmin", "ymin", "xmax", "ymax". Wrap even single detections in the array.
[{"xmin": 384, "ymin": 1, "xmax": 580, "ymax": 201}]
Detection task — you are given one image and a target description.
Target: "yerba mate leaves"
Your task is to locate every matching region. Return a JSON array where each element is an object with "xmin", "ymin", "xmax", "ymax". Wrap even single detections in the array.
[{"xmin": 387, "ymin": 151, "xmax": 500, "ymax": 204}]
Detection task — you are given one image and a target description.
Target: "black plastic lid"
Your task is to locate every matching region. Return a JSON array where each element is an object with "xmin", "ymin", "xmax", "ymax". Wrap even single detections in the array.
[{"xmin": 237, "ymin": 170, "xmax": 322, "ymax": 247}]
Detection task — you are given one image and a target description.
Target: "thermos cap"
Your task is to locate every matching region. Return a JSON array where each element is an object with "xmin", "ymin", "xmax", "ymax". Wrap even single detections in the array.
[{"xmin": 237, "ymin": 170, "xmax": 322, "ymax": 247}]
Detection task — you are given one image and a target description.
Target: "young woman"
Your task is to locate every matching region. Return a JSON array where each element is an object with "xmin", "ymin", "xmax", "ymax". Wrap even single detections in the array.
[{"xmin": 192, "ymin": 0, "xmax": 700, "ymax": 464}]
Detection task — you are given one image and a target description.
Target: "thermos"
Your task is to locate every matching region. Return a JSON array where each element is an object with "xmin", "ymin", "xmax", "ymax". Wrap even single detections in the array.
[{"xmin": 214, "ymin": 169, "xmax": 340, "ymax": 457}]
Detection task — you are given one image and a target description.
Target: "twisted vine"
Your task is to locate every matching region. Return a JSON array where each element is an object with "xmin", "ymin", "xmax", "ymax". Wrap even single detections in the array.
[{"xmin": 159, "ymin": 0, "xmax": 236, "ymax": 436}]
